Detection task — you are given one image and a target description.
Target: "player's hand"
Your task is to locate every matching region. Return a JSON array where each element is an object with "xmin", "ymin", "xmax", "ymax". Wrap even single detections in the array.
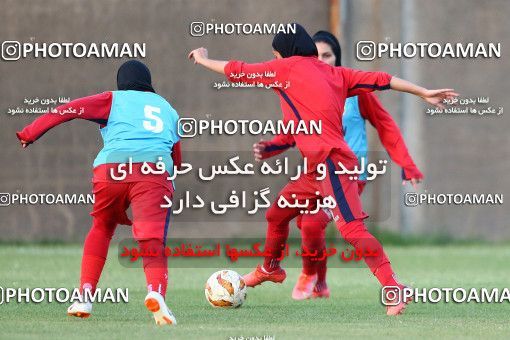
[
  {"xmin": 19, "ymin": 139, "xmax": 29, "ymax": 148},
  {"xmin": 188, "ymin": 47, "xmax": 208, "ymax": 65},
  {"xmin": 421, "ymin": 89, "xmax": 459, "ymax": 109},
  {"xmin": 253, "ymin": 139, "xmax": 266, "ymax": 162},
  {"xmin": 402, "ymin": 178, "xmax": 421, "ymax": 190}
]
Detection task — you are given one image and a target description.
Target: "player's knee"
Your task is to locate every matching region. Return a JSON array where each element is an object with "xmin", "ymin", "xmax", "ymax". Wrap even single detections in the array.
[
  {"xmin": 299, "ymin": 217, "xmax": 325, "ymax": 237},
  {"xmin": 265, "ymin": 203, "xmax": 287, "ymax": 226},
  {"xmin": 339, "ymin": 219, "xmax": 369, "ymax": 246},
  {"xmin": 309, "ymin": 209, "xmax": 331, "ymax": 226},
  {"xmin": 296, "ymin": 215, "xmax": 303, "ymax": 230},
  {"xmin": 340, "ymin": 219, "xmax": 385, "ymax": 257},
  {"xmin": 138, "ymin": 238, "xmax": 164, "ymax": 249},
  {"xmin": 138, "ymin": 238, "xmax": 167, "ymax": 267},
  {"xmin": 293, "ymin": 210, "xmax": 330, "ymax": 231},
  {"xmin": 91, "ymin": 218, "xmax": 117, "ymax": 239}
]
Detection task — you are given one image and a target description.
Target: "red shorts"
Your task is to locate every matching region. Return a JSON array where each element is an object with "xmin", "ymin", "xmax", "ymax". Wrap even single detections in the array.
[
  {"xmin": 90, "ymin": 164, "xmax": 173, "ymax": 240},
  {"xmin": 268, "ymin": 150, "xmax": 368, "ymax": 230}
]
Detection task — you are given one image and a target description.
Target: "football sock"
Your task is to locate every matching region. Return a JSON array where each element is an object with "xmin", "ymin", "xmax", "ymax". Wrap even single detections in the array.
[
  {"xmin": 80, "ymin": 218, "xmax": 116, "ymax": 293},
  {"xmin": 315, "ymin": 260, "xmax": 328, "ymax": 287},
  {"xmin": 139, "ymin": 238, "xmax": 168, "ymax": 297},
  {"xmin": 298, "ymin": 212, "xmax": 328, "ymax": 276},
  {"xmin": 262, "ymin": 222, "xmax": 289, "ymax": 271},
  {"xmin": 339, "ymin": 219, "xmax": 399, "ymax": 287}
]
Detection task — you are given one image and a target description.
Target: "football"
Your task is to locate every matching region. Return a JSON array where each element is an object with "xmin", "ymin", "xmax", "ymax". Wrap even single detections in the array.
[{"xmin": 205, "ymin": 270, "xmax": 247, "ymax": 308}]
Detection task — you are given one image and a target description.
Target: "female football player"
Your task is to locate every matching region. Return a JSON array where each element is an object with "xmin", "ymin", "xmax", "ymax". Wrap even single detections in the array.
[
  {"xmin": 188, "ymin": 23, "xmax": 457, "ymax": 315},
  {"xmin": 253, "ymin": 30, "xmax": 423, "ymax": 300},
  {"xmin": 17, "ymin": 60, "xmax": 180, "ymax": 325}
]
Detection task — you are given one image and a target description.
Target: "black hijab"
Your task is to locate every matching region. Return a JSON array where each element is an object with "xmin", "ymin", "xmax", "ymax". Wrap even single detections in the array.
[
  {"xmin": 272, "ymin": 23, "xmax": 318, "ymax": 58},
  {"xmin": 312, "ymin": 31, "xmax": 342, "ymax": 66},
  {"xmin": 116, "ymin": 60, "xmax": 155, "ymax": 93}
]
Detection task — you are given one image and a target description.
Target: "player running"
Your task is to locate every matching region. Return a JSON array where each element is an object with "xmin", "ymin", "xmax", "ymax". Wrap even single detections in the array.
[
  {"xmin": 253, "ymin": 31, "xmax": 423, "ymax": 300},
  {"xmin": 16, "ymin": 60, "xmax": 181, "ymax": 326},
  {"xmin": 188, "ymin": 23, "xmax": 457, "ymax": 315}
]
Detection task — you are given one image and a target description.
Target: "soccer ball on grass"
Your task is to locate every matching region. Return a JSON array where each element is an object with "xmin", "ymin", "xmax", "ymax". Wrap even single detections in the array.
[{"xmin": 205, "ymin": 270, "xmax": 247, "ymax": 308}]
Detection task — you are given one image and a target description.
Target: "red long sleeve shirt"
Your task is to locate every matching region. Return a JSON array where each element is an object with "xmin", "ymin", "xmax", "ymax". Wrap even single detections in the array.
[
  {"xmin": 259, "ymin": 92, "xmax": 423, "ymax": 180},
  {"xmin": 225, "ymin": 56, "xmax": 392, "ymax": 170},
  {"xmin": 16, "ymin": 92, "xmax": 113, "ymax": 143},
  {"xmin": 16, "ymin": 92, "xmax": 182, "ymax": 171},
  {"xmin": 358, "ymin": 92, "xmax": 423, "ymax": 180}
]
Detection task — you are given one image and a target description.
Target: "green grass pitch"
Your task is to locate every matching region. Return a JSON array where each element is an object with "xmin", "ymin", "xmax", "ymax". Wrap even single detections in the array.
[{"xmin": 0, "ymin": 244, "xmax": 509, "ymax": 339}]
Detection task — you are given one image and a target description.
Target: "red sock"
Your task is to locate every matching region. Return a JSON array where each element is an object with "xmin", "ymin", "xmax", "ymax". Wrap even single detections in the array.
[
  {"xmin": 374, "ymin": 263, "xmax": 400, "ymax": 287},
  {"xmin": 339, "ymin": 219, "xmax": 399, "ymax": 287},
  {"xmin": 80, "ymin": 218, "xmax": 116, "ymax": 293},
  {"xmin": 316, "ymin": 257, "xmax": 327, "ymax": 285},
  {"xmin": 298, "ymin": 211, "xmax": 329, "ymax": 276},
  {"xmin": 139, "ymin": 238, "xmax": 168, "ymax": 297},
  {"xmin": 262, "ymin": 222, "xmax": 289, "ymax": 272},
  {"xmin": 308, "ymin": 211, "xmax": 330, "ymax": 284}
]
